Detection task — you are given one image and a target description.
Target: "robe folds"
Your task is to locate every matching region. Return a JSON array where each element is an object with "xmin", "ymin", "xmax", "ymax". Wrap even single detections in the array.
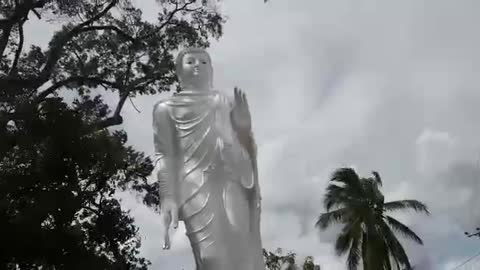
[{"xmin": 153, "ymin": 90, "xmax": 264, "ymax": 270}]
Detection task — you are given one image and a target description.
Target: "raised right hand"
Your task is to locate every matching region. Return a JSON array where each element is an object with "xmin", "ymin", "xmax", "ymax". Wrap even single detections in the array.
[
  {"xmin": 230, "ymin": 87, "xmax": 252, "ymax": 136},
  {"xmin": 161, "ymin": 198, "xmax": 178, "ymax": 250}
]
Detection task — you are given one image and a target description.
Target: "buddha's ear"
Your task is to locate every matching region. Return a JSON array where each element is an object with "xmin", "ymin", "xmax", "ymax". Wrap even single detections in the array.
[
  {"xmin": 174, "ymin": 49, "xmax": 187, "ymax": 82},
  {"xmin": 176, "ymin": 70, "xmax": 186, "ymax": 89}
]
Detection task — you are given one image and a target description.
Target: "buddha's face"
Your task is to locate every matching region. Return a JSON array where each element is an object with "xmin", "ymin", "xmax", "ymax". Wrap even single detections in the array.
[{"xmin": 179, "ymin": 51, "xmax": 212, "ymax": 90}]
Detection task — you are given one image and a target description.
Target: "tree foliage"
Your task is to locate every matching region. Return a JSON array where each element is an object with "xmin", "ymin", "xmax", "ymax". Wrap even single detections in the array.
[
  {"xmin": 263, "ymin": 248, "xmax": 321, "ymax": 270},
  {"xmin": 0, "ymin": 0, "xmax": 225, "ymax": 268},
  {"xmin": 316, "ymin": 168, "xmax": 429, "ymax": 270}
]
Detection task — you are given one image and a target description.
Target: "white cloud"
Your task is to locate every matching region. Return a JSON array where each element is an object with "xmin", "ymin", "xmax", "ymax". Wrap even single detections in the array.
[{"xmin": 415, "ymin": 129, "xmax": 458, "ymax": 174}]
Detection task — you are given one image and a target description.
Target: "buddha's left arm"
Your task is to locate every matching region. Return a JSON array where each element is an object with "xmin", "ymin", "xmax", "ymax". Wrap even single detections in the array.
[
  {"xmin": 225, "ymin": 91, "xmax": 262, "ymax": 204},
  {"xmin": 238, "ymin": 129, "xmax": 262, "ymax": 205}
]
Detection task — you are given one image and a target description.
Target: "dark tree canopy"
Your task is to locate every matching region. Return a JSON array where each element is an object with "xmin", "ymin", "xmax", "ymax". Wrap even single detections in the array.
[{"xmin": 0, "ymin": 0, "xmax": 225, "ymax": 268}]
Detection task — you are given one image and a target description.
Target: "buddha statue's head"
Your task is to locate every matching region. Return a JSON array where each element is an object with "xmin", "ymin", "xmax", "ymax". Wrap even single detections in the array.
[{"xmin": 175, "ymin": 47, "xmax": 213, "ymax": 92}]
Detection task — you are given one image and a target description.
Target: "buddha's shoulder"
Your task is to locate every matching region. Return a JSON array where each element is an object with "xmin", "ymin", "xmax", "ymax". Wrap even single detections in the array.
[
  {"xmin": 152, "ymin": 92, "xmax": 186, "ymax": 108},
  {"xmin": 153, "ymin": 91, "xmax": 230, "ymax": 113},
  {"xmin": 152, "ymin": 96, "xmax": 174, "ymax": 118}
]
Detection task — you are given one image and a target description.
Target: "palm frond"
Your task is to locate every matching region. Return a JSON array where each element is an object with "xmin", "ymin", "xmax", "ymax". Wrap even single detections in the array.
[
  {"xmin": 346, "ymin": 225, "xmax": 362, "ymax": 270},
  {"xmin": 361, "ymin": 232, "xmax": 369, "ymax": 270},
  {"xmin": 330, "ymin": 167, "xmax": 363, "ymax": 192},
  {"xmin": 326, "ymin": 183, "xmax": 347, "ymax": 194},
  {"xmin": 365, "ymin": 220, "xmax": 391, "ymax": 270},
  {"xmin": 324, "ymin": 184, "xmax": 346, "ymax": 211},
  {"xmin": 380, "ymin": 221, "xmax": 412, "ymax": 269},
  {"xmin": 324, "ymin": 183, "xmax": 358, "ymax": 211},
  {"xmin": 341, "ymin": 217, "xmax": 361, "ymax": 233},
  {"xmin": 385, "ymin": 216, "xmax": 423, "ymax": 245},
  {"xmin": 316, "ymin": 208, "xmax": 350, "ymax": 230},
  {"xmin": 361, "ymin": 177, "xmax": 385, "ymax": 206},
  {"xmin": 334, "ymin": 218, "xmax": 362, "ymax": 257},
  {"xmin": 368, "ymin": 226, "xmax": 395, "ymax": 270},
  {"xmin": 384, "ymin": 200, "xmax": 429, "ymax": 215},
  {"xmin": 392, "ymin": 253, "xmax": 402, "ymax": 270},
  {"xmin": 382, "ymin": 251, "xmax": 393, "ymax": 270},
  {"xmin": 371, "ymin": 171, "xmax": 383, "ymax": 186},
  {"xmin": 335, "ymin": 232, "xmax": 353, "ymax": 257}
]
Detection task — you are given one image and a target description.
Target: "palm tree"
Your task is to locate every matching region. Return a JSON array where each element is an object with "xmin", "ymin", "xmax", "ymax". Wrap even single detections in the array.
[{"xmin": 316, "ymin": 168, "xmax": 429, "ymax": 270}]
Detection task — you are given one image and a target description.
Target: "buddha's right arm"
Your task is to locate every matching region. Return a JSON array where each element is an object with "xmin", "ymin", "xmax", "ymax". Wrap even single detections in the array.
[{"xmin": 152, "ymin": 102, "xmax": 180, "ymax": 203}]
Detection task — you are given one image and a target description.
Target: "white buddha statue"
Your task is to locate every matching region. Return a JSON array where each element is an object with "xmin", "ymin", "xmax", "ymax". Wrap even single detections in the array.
[{"xmin": 152, "ymin": 47, "xmax": 264, "ymax": 270}]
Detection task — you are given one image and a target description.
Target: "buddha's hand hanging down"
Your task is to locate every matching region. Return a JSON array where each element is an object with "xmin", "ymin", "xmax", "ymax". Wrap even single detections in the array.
[
  {"xmin": 230, "ymin": 87, "xmax": 252, "ymax": 137},
  {"xmin": 161, "ymin": 198, "xmax": 178, "ymax": 250}
]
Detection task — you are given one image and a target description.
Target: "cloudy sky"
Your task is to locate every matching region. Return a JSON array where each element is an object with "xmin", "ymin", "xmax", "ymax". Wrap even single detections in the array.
[{"xmin": 25, "ymin": 0, "xmax": 480, "ymax": 269}]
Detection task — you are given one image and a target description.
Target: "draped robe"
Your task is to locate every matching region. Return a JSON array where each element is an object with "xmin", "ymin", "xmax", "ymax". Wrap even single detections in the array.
[{"xmin": 153, "ymin": 90, "xmax": 264, "ymax": 270}]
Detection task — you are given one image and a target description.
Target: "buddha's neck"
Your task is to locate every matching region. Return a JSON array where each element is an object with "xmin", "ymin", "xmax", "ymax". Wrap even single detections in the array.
[{"xmin": 181, "ymin": 83, "xmax": 212, "ymax": 93}]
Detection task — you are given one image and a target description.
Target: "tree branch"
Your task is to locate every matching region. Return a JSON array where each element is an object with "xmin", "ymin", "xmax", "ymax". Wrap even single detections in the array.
[
  {"xmin": 83, "ymin": 205, "xmax": 101, "ymax": 216},
  {"xmin": 36, "ymin": 0, "xmax": 119, "ymax": 87},
  {"xmin": 1, "ymin": 1, "xmax": 120, "ymax": 89},
  {"xmin": 9, "ymin": 20, "xmax": 25, "ymax": 75},
  {"xmin": 78, "ymin": 0, "xmax": 118, "ymax": 28},
  {"xmin": 81, "ymin": 25, "xmax": 135, "ymax": 42},
  {"xmin": 93, "ymin": 92, "xmax": 129, "ymax": 130},
  {"xmin": 0, "ymin": 24, "xmax": 14, "ymax": 58},
  {"xmin": 161, "ymin": 0, "xmax": 196, "ymax": 28},
  {"xmin": 0, "ymin": 0, "xmax": 47, "ymax": 56},
  {"xmin": 90, "ymin": 42, "xmax": 140, "ymax": 131},
  {"xmin": 91, "ymin": 67, "xmax": 170, "ymax": 131},
  {"xmin": 139, "ymin": 0, "xmax": 196, "ymax": 40},
  {"xmin": 35, "ymin": 76, "xmax": 119, "ymax": 102},
  {"xmin": 31, "ymin": 8, "xmax": 41, "ymax": 20},
  {"xmin": 132, "ymin": 78, "xmax": 158, "ymax": 90},
  {"xmin": 129, "ymin": 97, "xmax": 141, "ymax": 113},
  {"xmin": 113, "ymin": 92, "xmax": 129, "ymax": 117},
  {"xmin": 71, "ymin": 47, "xmax": 86, "ymax": 73}
]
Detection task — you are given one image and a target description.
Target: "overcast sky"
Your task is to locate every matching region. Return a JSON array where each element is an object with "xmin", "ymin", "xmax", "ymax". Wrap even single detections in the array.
[{"xmin": 24, "ymin": 0, "xmax": 480, "ymax": 269}]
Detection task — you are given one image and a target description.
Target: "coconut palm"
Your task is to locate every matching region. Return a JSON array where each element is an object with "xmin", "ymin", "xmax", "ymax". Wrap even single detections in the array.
[{"xmin": 316, "ymin": 168, "xmax": 429, "ymax": 270}]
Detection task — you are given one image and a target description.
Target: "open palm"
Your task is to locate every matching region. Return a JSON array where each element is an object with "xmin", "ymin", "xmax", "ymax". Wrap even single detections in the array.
[{"xmin": 230, "ymin": 87, "xmax": 252, "ymax": 135}]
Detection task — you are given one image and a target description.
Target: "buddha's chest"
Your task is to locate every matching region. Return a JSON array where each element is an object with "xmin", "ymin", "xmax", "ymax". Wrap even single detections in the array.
[{"xmin": 168, "ymin": 94, "xmax": 236, "ymax": 147}]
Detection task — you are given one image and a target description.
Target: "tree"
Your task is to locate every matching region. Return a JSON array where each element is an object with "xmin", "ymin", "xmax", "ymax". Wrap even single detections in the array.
[
  {"xmin": 302, "ymin": 256, "xmax": 319, "ymax": 270},
  {"xmin": 263, "ymin": 248, "xmax": 321, "ymax": 270},
  {"xmin": 264, "ymin": 248, "xmax": 297, "ymax": 270},
  {"xmin": 0, "ymin": 0, "xmax": 225, "ymax": 268},
  {"xmin": 316, "ymin": 168, "xmax": 429, "ymax": 270}
]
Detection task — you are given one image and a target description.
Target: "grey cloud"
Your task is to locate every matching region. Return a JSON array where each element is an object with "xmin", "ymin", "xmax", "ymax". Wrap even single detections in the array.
[
  {"xmin": 68, "ymin": 0, "xmax": 480, "ymax": 269},
  {"xmin": 425, "ymin": 162, "xmax": 480, "ymax": 229}
]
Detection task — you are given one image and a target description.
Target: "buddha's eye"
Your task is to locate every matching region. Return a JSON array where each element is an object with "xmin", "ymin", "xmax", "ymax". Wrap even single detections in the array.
[{"xmin": 202, "ymin": 61, "xmax": 207, "ymax": 64}]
